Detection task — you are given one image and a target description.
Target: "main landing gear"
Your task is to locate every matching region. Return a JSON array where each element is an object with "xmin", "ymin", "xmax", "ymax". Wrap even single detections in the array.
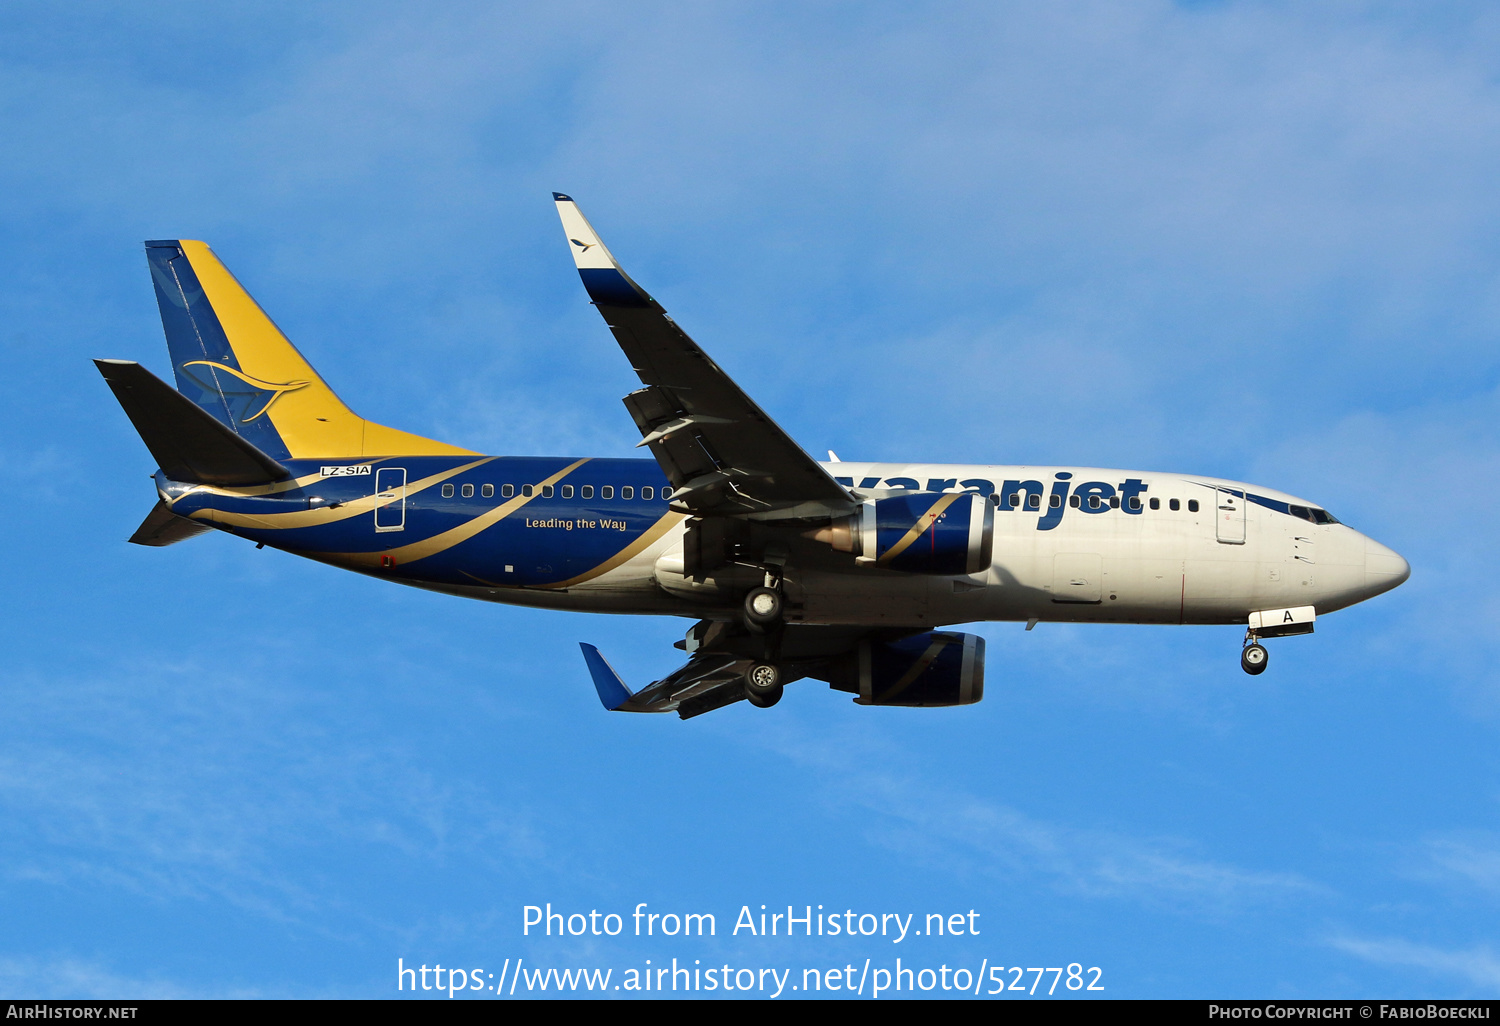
[
  {"xmin": 744, "ymin": 662, "xmax": 783, "ymax": 707},
  {"xmin": 1241, "ymin": 637, "xmax": 1269, "ymax": 675},
  {"xmin": 743, "ymin": 585, "xmax": 784, "ymax": 630},
  {"xmin": 742, "ymin": 569, "xmax": 786, "ymax": 707}
]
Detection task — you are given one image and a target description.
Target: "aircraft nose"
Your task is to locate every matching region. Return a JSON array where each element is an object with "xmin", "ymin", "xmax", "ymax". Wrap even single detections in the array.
[{"xmin": 1364, "ymin": 536, "xmax": 1410, "ymax": 597}]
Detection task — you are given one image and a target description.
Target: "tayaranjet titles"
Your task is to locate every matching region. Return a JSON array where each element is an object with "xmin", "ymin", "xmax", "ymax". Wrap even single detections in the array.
[{"xmin": 98, "ymin": 195, "xmax": 1409, "ymax": 719}]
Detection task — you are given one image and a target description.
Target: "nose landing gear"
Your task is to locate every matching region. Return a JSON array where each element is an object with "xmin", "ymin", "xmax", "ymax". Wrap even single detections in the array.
[
  {"xmin": 1241, "ymin": 637, "xmax": 1269, "ymax": 675},
  {"xmin": 1240, "ymin": 606, "xmax": 1316, "ymax": 674}
]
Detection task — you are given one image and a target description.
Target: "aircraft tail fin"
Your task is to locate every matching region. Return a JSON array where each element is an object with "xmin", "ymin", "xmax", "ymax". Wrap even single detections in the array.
[
  {"xmin": 95, "ymin": 359, "xmax": 290, "ymax": 486},
  {"xmin": 142, "ymin": 240, "xmax": 475, "ymax": 460},
  {"xmin": 579, "ymin": 643, "xmax": 634, "ymax": 711},
  {"xmin": 129, "ymin": 499, "xmax": 213, "ymax": 547}
]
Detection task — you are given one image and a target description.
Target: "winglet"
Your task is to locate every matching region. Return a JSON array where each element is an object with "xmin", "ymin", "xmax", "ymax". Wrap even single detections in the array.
[
  {"xmin": 579, "ymin": 643, "xmax": 634, "ymax": 711},
  {"xmin": 553, "ymin": 192, "xmax": 652, "ymax": 308}
]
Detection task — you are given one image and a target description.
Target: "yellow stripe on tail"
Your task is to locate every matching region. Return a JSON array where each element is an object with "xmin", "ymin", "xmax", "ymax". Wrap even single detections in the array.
[{"xmin": 178, "ymin": 241, "xmax": 476, "ymax": 459}]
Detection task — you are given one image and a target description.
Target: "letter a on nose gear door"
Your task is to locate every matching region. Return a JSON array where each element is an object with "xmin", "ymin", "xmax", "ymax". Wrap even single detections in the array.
[{"xmin": 1216, "ymin": 488, "xmax": 1245, "ymax": 544}]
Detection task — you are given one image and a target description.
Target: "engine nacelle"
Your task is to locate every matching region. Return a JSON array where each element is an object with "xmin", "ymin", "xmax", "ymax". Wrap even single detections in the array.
[
  {"xmin": 809, "ymin": 492, "xmax": 993, "ymax": 575},
  {"xmin": 823, "ymin": 631, "xmax": 986, "ymax": 707}
]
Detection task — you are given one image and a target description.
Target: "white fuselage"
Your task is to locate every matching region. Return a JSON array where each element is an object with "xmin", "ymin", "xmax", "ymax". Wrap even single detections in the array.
[{"xmin": 521, "ymin": 462, "xmax": 1408, "ymax": 630}]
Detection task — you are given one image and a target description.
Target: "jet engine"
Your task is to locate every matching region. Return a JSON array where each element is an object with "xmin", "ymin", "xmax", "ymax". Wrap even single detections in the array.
[
  {"xmin": 821, "ymin": 631, "xmax": 986, "ymax": 707},
  {"xmin": 807, "ymin": 492, "xmax": 993, "ymax": 575}
]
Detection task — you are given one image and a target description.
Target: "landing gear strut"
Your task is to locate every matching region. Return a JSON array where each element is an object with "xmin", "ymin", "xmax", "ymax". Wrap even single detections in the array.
[
  {"xmin": 742, "ymin": 566, "xmax": 786, "ymax": 706},
  {"xmin": 744, "ymin": 662, "xmax": 783, "ymax": 707},
  {"xmin": 1241, "ymin": 637, "xmax": 1268, "ymax": 675}
]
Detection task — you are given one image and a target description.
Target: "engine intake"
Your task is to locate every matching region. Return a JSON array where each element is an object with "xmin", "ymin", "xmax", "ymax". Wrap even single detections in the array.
[
  {"xmin": 808, "ymin": 492, "xmax": 993, "ymax": 575},
  {"xmin": 822, "ymin": 631, "xmax": 986, "ymax": 707}
]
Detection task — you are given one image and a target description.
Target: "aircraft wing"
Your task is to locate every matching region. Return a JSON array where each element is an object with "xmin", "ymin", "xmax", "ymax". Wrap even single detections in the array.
[
  {"xmin": 581, "ymin": 642, "xmax": 756, "ymax": 719},
  {"xmin": 553, "ymin": 193, "xmax": 857, "ymax": 521},
  {"xmin": 579, "ymin": 622, "xmax": 895, "ymax": 719}
]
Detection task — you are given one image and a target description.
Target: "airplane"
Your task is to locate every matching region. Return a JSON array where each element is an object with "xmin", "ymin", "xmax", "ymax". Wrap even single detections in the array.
[{"xmin": 96, "ymin": 193, "xmax": 1410, "ymax": 719}]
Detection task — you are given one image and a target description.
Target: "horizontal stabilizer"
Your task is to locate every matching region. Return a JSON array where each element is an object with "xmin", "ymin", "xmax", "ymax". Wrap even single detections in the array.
[
  {"xmin": 129, "ymin": 500, "xmax": 213, "ymax": 546},
  {"xmin": 95, "ymin": 360, "xmax": 290, "ymax": 486},
  {"xmin": 579, "ymin": 643, "xmax": 634, "ymax": 711}
]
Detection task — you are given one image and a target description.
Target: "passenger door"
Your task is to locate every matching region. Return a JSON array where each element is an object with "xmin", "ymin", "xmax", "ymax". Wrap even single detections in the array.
[
  {"xmin": 375, "ymin": 468, "xmax": 406, "ymax": 532},
  {"xmin": 1215, "ymin": 488, "xmax": 1245, "ymax": 545}
]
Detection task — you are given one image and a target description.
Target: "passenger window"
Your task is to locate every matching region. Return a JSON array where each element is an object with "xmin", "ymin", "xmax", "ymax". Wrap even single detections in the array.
[
  {"xmin": 1128, "ymin": 496, "xmax": 1141, "ymax": 510},
  {"xmin": 641, "ymin": 486, "xmax": 653, "ymax": 500},
  {"xmin": 1188, "ymin": 499, "xmax": 1199, "ymax": 513},
  {"xmin": 1110, "ymin": 496, "xmax": 1120, "ymax": 508},
  {"xmin": 1149, "ymin": 497, "xmax": 1160, "ymax": 510},
  {"xmin": 461, "ymin": 483, "xmax": 474, "ymax": 498},
  {"xmin": 662, "ymin": 486, "xmax": 673, "ymax": 499},
  {"xmin": 501, "ymin": 484, "xmax": 514, "ymax": 498},
  {"xmin": 481, "ymin": 484, "xmax": 494, "ymax": 498},
  {"xmin": 441, "ymin": 484, "xmax": 454, "ymax": 498},
  {"xmin": 622, "ymin": 486, "xmax": 634, "ymax": 499},
  {"xmin": 989, "ymin": 493, "xmax": 1000, "ymax": 506},
  {"xmin": 522, "ymin": 484, "xmax": 534, "ymax": 497},
  {"xmin": 582, "ymin": 485, "xmax": 594, "ymax": 499},
  {"xmin": 1027, "ymin": 494, "xmax": 1040, "ymax": 510},
  {"xmin": 1049, "ymin": 494, "xmax": 1061, "ymax": 508},
  {"xmin": 542, "ymin": 484, "xmax": 554, "ymax": 498},
  {"xmin": 602, "ymin": 486, "xmax": 614, "ymax": 499},
  {"xmin": 561, "ymin": 484, "xmax": 574, "ymax": 498},
  {"xmin": 1088, "ymin": 495, "xmax": 1100, "ymax": 509},
  {"xmin": 1169, "ymin": 499, "xmax": 1180, "ymax": 511},
  {"xmin": 1009, "ymin": 493, "xmax": 1020, "ymax": 507},
  {"xmin": 1069, "ymin": 495, "xmax": 1080, "ymax": 508}
]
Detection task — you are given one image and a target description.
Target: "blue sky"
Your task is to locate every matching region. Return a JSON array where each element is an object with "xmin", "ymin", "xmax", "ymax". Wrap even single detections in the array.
[{"xmin": 1, "ymin": 1, "xmax": 1498, "ymax": 999}]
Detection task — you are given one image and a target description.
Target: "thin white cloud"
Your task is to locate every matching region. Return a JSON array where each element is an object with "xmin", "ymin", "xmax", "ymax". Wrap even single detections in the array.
[
  {"xmin": 0, "ymin": 957, "xmax": 205, "ymax": 1000},
  {"xmin": 0, "ymin": 660, "xmax": 549, "ymax": 931},
  {"xmin": 1330, "ymin": 935, "xmax": 1500, "ymax": 991},
  {"xmin": 847, "ymin": 772, "xmax": 1315, "ymax": 911},
  {"xmin": 750, "ymin": 719, "xmax": 1315, "ymax": 912},
  {"xmin": 1424, "ymin": 835, "xmax": 1500, "ymax": 897}
]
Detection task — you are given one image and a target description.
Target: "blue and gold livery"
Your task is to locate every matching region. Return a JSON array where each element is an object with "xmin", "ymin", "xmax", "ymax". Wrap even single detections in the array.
[
  {"xmin": 160, "ymin": 456, "xmax": 683, "ymax": 593},
  {"xmin": 99, "ymin": 197, "xmax": 1409, "ymax": 719}
]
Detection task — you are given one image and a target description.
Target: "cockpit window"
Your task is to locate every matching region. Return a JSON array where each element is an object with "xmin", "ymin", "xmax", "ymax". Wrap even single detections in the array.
[{"xmin": 1288, "ymin": 504, "xmax": 1340, "ymax": 525}]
